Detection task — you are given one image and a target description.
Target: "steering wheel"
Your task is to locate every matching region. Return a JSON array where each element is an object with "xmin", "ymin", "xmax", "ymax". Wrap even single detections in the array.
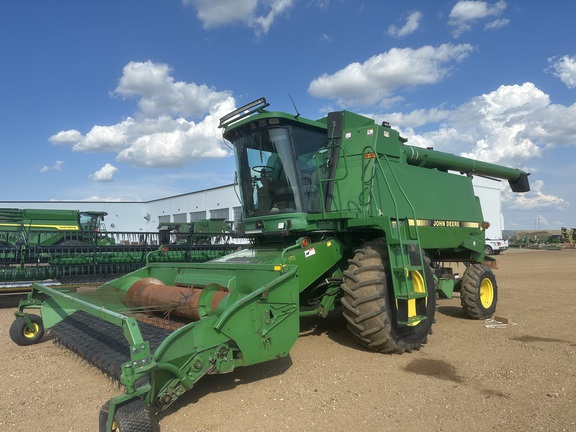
[{"xmin": 252, "ymin": 165, "xmax": 276, "ymax": 177}]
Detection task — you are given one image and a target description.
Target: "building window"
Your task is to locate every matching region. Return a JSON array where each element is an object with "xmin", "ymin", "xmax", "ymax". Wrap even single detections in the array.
[
  {"xmin": 158, "ymin": 215, "xmax": 170, "ymax": 223},
  {"xmin": 190, "ymin": 210, "xmax": 206, "ymax": 221},
  {"xmin": 173, "ymin": 213, "xmax": 187, "ymax": 223},
  {"xmin": 158, "ymin": 215, "xmax": 171, "ymax": 224},
  {"xmin": 210, "ymin": 208, "xmax": 229, "ymax": 220}
]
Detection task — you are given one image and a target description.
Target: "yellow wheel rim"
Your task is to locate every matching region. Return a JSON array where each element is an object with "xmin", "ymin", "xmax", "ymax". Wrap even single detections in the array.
[
  {"xmin": 407, "ymin": 270, "xmax": 426, "ymax": 326},
  {"xmin": 23, "ymin": 323, "xmax": 39, "ymax": 339},
  {"xmin": 480, "ymin": 277, "xmax": 494, "ymax": 309}
]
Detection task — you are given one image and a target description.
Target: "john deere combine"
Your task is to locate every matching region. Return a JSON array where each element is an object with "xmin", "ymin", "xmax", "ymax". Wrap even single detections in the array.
[
  {"xmin": 0, "ymin": 208, "xmax": 112, "ymax": 247},
  {"xmin": 9, "ymin": 98, "xmax": 530, "ymax": 431}
]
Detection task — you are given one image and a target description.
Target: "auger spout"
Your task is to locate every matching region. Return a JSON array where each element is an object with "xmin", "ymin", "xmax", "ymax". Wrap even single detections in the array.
[{"xmin": 403, "ymin": 145, "xmax": 530, "ymax": 192}]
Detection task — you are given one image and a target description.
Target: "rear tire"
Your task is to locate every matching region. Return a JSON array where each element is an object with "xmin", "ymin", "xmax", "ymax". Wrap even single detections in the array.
[
  {"xmin": 9, "ymin": 314, "xmax": 45, "ymax": 346},
  {"xmin": 484, "ymin": 245, "xmax": 494, "ymax": 255},
  {"xmin": 460, "ymin": 263, "xmax": 498, "ymax": 319},
  {"xmin": 341, "ymin": 242, "xmax": 436, "ymax": 353},
  {"xmin": 99, "ymin": 398, "xmax": 153, "ymax": 432}
]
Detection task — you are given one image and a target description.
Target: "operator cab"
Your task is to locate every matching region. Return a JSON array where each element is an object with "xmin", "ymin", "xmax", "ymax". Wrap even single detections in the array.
[
  {"xmin": 231, "ymin": 121, "xmax": 327, "ymax": 217},
  {"xmin": 222, "ymin": 102, "xmax": 330, "ymax": 220},
  {"xmin": 79, "ymin": 211, "xmax": 107, "ymax": 232}
]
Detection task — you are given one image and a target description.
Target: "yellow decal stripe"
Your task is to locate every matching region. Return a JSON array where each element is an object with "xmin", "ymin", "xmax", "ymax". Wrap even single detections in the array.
[
  {"xmin": 406, "ymin": 219, "xmax": 481, "ymax": 229},
  {"xmin": 0, "ymin": 223, "xmax": 80, "ymax": 231}
]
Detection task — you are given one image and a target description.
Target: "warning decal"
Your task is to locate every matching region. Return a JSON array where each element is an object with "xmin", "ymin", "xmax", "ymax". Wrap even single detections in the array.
[{"xmin": 305, "ymin": 248, "xmax": 316, "ymax": 258}]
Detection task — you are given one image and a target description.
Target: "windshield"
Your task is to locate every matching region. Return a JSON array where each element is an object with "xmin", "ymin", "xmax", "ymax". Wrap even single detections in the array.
[
  {"xmin": 79, "ymin": 213, "xmax": 102, "ymax": 232},
  {"xmin": 233, "ymin": 124, "xmax": 326, "ymax": 217}
]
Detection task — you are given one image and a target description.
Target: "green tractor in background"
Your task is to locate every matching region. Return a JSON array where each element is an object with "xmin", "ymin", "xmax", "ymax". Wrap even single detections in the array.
[{"xmin": 9, "ymin": 98, "xmax": 530, "ymax": 431}]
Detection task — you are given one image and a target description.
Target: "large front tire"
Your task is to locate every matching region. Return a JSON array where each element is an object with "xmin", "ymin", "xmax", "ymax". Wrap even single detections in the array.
[
  {"xmin": 460, "ymin": 263, "xmax": 498, "ymax": 319},
  {"xmin": 341, "ymin": 242, "xmax": 436, "ymax": 353}
]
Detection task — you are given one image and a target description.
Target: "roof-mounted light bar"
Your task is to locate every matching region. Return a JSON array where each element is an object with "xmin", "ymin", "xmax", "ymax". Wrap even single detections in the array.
[{"xmin": 218, "ymin": 97, "xmax": 269, "ymax": 129}]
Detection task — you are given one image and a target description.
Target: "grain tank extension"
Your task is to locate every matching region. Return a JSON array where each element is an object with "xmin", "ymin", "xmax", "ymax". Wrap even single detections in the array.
[{"xmin": 9, "ymin": 98, "xmax": 529, "ymax": 431}]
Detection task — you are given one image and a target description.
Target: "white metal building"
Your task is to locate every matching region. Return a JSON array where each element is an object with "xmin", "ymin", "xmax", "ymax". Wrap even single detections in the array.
[
  {"xmin": 0, "ymin": 185, "xmax": 241, "ymax": 233},
  {"xmin": 0, "ymin": 179, "xmax": 505, "ymax": 237}
]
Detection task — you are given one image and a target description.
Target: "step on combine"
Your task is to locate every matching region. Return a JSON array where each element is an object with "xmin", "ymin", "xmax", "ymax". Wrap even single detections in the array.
[{"xmin": 9, "ymin": 98, "xmax": 530, "ymax": 431}]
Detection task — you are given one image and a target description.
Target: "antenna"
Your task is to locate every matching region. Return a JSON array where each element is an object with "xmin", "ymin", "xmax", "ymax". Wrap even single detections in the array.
[{"xmin": 288, "ymin": 94, "xmax": 300, "ymax": 118}]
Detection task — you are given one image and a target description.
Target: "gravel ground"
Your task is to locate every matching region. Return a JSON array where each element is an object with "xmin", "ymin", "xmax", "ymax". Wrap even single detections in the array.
[{"xmin": 1, "ymin": 248, "xmax": 575, "ymax": 432}]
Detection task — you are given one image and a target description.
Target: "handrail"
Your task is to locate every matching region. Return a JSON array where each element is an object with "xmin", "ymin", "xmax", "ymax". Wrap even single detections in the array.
[
  {"xmin": 361, "ymin": 146, "xmax": 402, "ymax": 243},
  {"xmin": 363, "ymin": 147, "xmax": 425, "ymax": 273},
  {"xmin": 314, "ymin": 144, "xmax": 348, "ymax": 215}
]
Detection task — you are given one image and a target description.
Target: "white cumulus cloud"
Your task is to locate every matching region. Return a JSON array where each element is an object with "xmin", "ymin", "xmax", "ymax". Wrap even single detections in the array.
[
  {"xmin": 308, "ymin": 43, "xmax": 474, "ymax": 108},
  {"xmin": 182, "ymin": 0, "xmax": 293, "ymax": 35},
  {"xmin": 49, "ymin": 61, "xmax": 236, "ymax": 168},
  {"xmin": 547, "ymin": 55, "xmax": 576, "ymax": 89},
  {"xmin": 379, "ymin": 107, "xmax": 451, "ymax": 129},
  {"xmin": 393, "ymin": 82, "xmax": 576, "ymax": 165},
  {"xmin": 115, "ymin": 113, "xmax": 230, "ymax": 167},
  {"xmin": 115, "ymin": 61, "xmax": 232, "ymax": 118},
  {"xmin": 81, "ymin": 196, "xmax": 138, "ymax": 202},
  {"xmin": 89, "ymin": 163, "xmax": 118, "ymax": 182},
  {"xmin": 484, "ymin": 17, "xmax": 510, "ymax": 30},
  {"xmin": 39, "ymin": 160, "xmax": 64, "ymax": 173},
  {"xmin": 502, "ymin": 180, "xmax": 567, "ymax": 211},
  {"xmin": 388, "ymin": 11, "xmax": 423, "ymax": 38},
  {"xmin": 449, "ymin": 0, "xmax": 508, "ymax": 37},
  {"xmin": 50, "ymin": 129, "xmax": 83, "ymax": 145}
]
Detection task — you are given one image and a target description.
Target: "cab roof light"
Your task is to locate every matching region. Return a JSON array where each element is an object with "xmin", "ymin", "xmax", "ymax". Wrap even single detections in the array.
[{"xmin": 218, "ymin": 97, "xmax": 269, "ymax": 129}]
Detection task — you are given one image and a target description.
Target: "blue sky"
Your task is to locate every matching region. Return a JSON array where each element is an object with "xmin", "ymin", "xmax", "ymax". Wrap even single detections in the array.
[{"xmin": 1, "ymin": 1, "xmax": 575, "ymax": 230}]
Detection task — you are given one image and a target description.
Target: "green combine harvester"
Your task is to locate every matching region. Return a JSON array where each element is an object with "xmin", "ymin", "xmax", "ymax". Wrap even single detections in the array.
[
  {"xmin": 9, "ymin": 98, "xmax": 530, "ymax": 431},
  {"xmin": 0, "ymin": 208, "xmax": 113, "ymax": 246}
]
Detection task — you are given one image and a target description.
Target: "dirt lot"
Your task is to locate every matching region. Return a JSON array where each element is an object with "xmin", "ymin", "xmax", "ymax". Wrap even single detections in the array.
[{"xmin": 1, "ymin": 248, "xmax": 575, "ymax": 432}]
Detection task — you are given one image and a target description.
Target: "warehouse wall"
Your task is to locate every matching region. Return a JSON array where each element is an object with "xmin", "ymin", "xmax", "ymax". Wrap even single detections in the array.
[
  {"xmin": 0, "ymin": 181, "xmax": 501, "ymax": 236},
  {"xmin": 0, "ymin": 185, "xmax": 240, "ymax": 233}
]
